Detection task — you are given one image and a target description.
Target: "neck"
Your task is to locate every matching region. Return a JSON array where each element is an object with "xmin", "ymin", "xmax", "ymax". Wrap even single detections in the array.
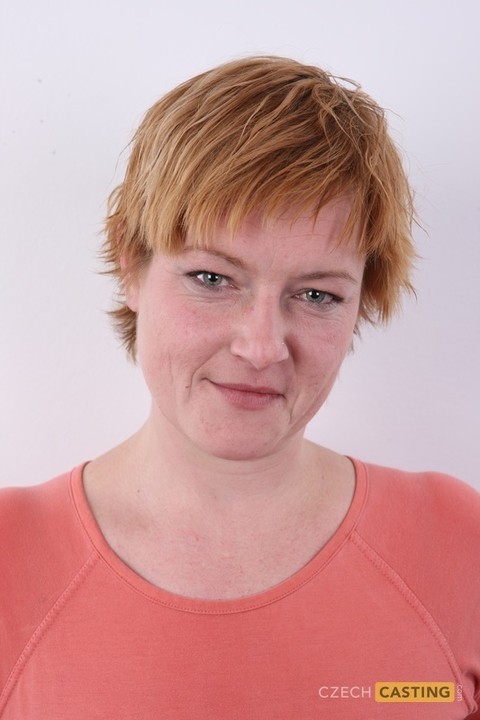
[
  {"xmin": 84, "ymin": 406, "xmax": 355, "ymax": 600},
  {"xmin": 110, "ymin": 404, "xmax": 325, "ymax": 525}
]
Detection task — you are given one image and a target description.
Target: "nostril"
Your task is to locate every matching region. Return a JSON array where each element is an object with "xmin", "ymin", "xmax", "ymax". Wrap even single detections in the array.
[{"xmin": 230, "ymin": 333, "xmax": 289, "ymax": 370}]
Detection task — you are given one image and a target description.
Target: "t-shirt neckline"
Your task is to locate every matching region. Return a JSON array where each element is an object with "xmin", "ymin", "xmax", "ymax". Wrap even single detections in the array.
[{"xmin": 70, "ymin": 457, "xmax": 368, "ymax": 615}]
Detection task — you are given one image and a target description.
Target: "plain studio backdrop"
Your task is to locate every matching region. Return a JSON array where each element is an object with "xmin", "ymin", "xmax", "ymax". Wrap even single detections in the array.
[{"xmin": 0, "ymin": 0, "xmax": 479, "ymax": 490}]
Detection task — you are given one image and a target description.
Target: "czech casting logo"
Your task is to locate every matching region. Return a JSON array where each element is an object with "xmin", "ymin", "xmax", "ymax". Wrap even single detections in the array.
[{"xmin": 319, "ymin": 682, "xmax": 460, "ymax": 703}]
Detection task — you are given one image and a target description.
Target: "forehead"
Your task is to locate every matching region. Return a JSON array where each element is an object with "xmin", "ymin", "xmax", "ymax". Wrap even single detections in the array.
[
  {"xmin": 184, "ymin": 198, "xmax": 363, "ymax": 261},
  {"xmin": 180, "ymin": 200, "xmax": 365, "ymax": 285}
]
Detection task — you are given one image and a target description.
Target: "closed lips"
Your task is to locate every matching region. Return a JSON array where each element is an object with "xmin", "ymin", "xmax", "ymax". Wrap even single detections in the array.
[{"xmin": 212, "ymin": 382, "xmax": 283, "ymax": 395}]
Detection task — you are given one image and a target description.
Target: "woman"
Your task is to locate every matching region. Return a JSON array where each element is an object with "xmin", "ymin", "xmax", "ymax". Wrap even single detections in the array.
[{"xmin": 1, "ymin": 56, "xmax": 479, "ymax": 718}]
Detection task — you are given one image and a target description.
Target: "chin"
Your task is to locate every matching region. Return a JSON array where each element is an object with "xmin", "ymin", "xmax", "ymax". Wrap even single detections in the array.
[
  {"xmin": 194, "ymin": 433, "xmax": 280, "ymax": 462},
  {"xmin": 205, "ymin": 444, "xmax": 272, "ymax": 462}
]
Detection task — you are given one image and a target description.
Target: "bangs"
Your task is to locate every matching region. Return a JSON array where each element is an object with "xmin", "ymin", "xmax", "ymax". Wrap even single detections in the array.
[{"xmin": 103, "ymin": 56, "xmax": 415, "ymax": 358}]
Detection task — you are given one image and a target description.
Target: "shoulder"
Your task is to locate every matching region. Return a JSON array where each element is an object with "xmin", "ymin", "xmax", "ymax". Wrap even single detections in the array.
[
  {"xmin": 0, "ymin": 469, "xmax": 95, "ymax": 685},
  {"xmin": 0, "ymin": 471, "xmax": 75, "ymax": 550},
  {"xmin": 0, "ymin": 467, "xmax": 94, "ymax": 571},
  {"xmin": 0, "ymin": 469, "xmax": 94, "ymax": 588},
  {"xmin": 352, "ymin": 463, "xmax": 480, "ymax": 698},
  {"xmin": 354, "ymin": 460, "xmax": 480, "ymax": 621},
  {"xmin": 0, "ymin": 471, "xmax": 67, "ymax": 516},
  {"xmin": 358, "ymin": 461, "xmax": 480, "ymax": 544}
]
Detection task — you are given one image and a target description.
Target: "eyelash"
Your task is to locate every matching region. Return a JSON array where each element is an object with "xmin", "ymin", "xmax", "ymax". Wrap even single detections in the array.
[
  {"xmin": 187, "ymin": 271, "xmax": 229, "ymax": 289},
  {"xmin": 187, "ymin": 271, "xmax": 342, "ymax": 308},
  {"xmin": 300, "ymin": 289, "xmax": 342, "ymax": 308}
]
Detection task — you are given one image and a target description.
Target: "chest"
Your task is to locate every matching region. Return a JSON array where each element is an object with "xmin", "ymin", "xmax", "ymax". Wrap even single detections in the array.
[
  {"xmin": 105, "ymin": 510, "xmax": 341, "ymax": 599},
  {"xmin": 5, "ymin": 542, "xmax": 473, "ymax": 720}
]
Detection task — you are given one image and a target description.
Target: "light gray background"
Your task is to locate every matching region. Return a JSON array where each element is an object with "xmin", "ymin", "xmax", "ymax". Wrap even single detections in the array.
[{"xmin": 1, "ymin": 0, "xmax": 479, "ymax": 489}]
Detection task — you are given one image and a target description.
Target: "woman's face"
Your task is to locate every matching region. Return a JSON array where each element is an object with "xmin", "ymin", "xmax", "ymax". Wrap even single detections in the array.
[{"xmin": 126, "ymin": 200, "xmax": 365, "ymax": 460}]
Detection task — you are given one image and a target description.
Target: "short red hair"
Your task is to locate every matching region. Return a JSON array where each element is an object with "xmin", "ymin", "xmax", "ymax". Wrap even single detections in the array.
[{"xmin": 103, "ymin": 56, "xmax": 415, "ymax": 358}]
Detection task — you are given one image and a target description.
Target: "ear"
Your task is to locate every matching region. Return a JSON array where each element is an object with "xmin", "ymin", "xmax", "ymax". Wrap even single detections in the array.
[{"xmin": 120, "ymin": 255, "xmax": 140, "ymax": 312}]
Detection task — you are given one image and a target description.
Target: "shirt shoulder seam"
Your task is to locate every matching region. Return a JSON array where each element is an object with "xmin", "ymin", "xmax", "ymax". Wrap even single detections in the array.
[
  {"xmin": 351, "ymin": 528, "xmax": 476, "ymax": 714},
  {"xmin": 0, "ymin": 551, "xmax": 99, "ymax": 714}
]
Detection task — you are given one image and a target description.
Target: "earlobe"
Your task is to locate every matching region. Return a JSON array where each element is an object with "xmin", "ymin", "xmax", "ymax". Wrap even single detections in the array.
[{"xmin": 124, "ymin": 281, "xmax": 139, "ymax": 312}]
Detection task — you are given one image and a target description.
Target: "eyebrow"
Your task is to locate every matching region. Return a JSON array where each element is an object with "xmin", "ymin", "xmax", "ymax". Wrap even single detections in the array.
[
  {"xmin": 296, "ymin": 270, "xmax": 360, "ymax": 285},
  {"xmin": 179, "ymin": 247, "xmax": 360, "ymax": 285},
  {"xmin": 180, "ymin": 247, "xmax": 246, "ymax": 269}
]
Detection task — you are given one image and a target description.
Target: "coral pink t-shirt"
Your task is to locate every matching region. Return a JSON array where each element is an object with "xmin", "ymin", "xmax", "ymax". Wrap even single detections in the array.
[{"xmin": 1, "ymin": 459, "xmax": 479, "ymax": 718}]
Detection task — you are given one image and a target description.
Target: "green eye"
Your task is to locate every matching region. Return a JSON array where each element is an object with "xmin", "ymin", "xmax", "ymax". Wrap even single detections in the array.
[
  {"xmin": 187, "ymin": 270, "xmax": 228, "ymax": 288},
  {"xmin": 200, "ymin": 272, "xmax": 224, "ymax": 286},
  {"xmin": 301, "ymin": 289, "xmax": 341, "ymax": 308},
  {"xmin": 306, "ymin": 290, "xmax": 328, "ymax": 303}
]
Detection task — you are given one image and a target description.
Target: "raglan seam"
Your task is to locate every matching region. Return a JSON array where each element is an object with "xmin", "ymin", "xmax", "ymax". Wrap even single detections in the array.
[
  {"xmin": 351, "ymin": 529, "xmax": 475, "ymax": 715},
  {"xmin": 0, "ymin": 551, "xmax": 100, "ymax": 716}
]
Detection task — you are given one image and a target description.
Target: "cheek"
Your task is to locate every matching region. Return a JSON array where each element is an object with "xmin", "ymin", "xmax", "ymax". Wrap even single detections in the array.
[
  {"xmin": 136, "ymin": 301, "xmax": 217, "ymax": 383},
  {"xmin": 135, "ymin": 304, "xmax": 172, "ymax": 387},
  {"xmin": 297, "ymin": 321, "xmax": 355, "ymax": 387}
]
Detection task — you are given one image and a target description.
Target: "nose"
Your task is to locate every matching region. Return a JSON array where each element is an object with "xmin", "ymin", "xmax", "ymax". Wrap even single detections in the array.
[{"xmin": 229, "ymin": 296, "xmax": 290, "ymax": 370}]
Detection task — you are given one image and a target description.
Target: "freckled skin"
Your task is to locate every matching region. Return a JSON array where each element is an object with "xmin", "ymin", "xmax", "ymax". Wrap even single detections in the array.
[{"xmin": 126, "ymin": 201, "xmax": 365, "ymax": 462}]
